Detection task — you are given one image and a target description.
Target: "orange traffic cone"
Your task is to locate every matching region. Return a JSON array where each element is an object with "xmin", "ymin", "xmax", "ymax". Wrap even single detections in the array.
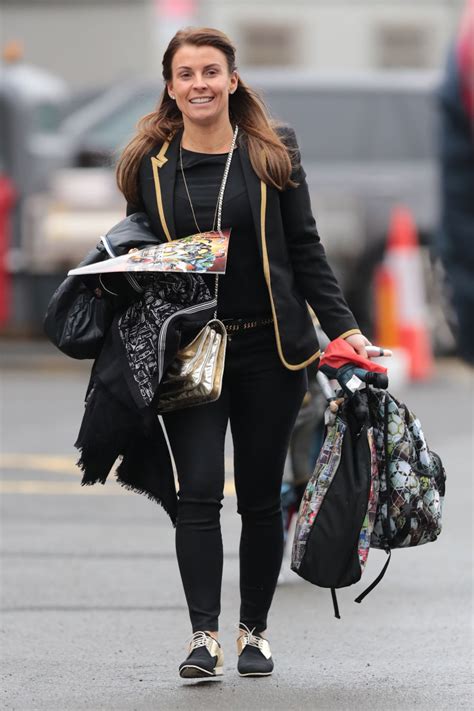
[
  {"xmin": 373, "ymin": 264, "xmax": 399, "ymax": 350},
  {"xmin": 375, "ymin": 206, "xmax": 434, "ymax": 380}
]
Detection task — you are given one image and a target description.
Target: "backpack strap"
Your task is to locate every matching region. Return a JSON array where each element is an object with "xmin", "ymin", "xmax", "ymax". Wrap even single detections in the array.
[
  {"xmin": 382, "ymin": 394, "xmax": 393, "ymax": 546},
  {"xmin": 330, "ymin": 588, "xmax": 341, "ymax": 619},
  {"xmin": 354, "ymin": 548, "xmax": 392, "ymax": 604}
]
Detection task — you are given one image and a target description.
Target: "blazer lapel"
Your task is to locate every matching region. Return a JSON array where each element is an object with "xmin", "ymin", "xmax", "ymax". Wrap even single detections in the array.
[
  {"xmin": 239, "ymin": 139, "xmax": 294, "ymax": 370},
  {"xmin": 238, "ymin": 139, "xmax": 266, "ymax": 262},
  {"xmin": 150, "ymin": 129, "xmax": 182, "ymax": 242}
]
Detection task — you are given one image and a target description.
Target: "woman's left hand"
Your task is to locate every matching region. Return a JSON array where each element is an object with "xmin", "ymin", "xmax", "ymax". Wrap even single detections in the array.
[{"xmin": 343, "ymin": 333, "xmax": 372, "ymax": 359}]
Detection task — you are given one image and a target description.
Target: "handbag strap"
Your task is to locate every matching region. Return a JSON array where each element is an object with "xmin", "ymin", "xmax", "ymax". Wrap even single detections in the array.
[{"xmin": 213, "ymin": 125, "xmax": 239, "ymax": 319}]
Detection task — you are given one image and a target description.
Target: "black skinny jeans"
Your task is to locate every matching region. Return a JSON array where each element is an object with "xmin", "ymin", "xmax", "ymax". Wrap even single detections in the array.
[{"xmin": 162, "ymin": 324, "xmax": 308, "ymax": 633}]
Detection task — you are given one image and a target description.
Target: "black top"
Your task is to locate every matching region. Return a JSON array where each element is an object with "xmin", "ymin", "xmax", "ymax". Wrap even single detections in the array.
[{"xmin": 173, "ymin": 146, "xmax": 272, "ymax": 319}]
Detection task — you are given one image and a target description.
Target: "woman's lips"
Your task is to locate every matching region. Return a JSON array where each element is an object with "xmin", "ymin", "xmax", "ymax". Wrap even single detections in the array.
[{"xmin": 189, "ymin": 97, "xmax": 214, "ymax": 104}]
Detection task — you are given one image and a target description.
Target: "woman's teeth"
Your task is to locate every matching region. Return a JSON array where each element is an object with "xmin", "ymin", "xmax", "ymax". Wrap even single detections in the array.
[{"xmin": 190, "ymin": 97, "xmax": 214, "ymax": 104}]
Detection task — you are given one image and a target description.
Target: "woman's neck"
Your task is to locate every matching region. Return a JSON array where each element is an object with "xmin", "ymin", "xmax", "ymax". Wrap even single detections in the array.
[{"xmin": 181, "ymin": 119, "xmax": 235, "ymax": 154}]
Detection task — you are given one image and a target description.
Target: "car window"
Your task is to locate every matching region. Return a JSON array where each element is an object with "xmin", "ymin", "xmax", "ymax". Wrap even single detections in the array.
[
  {"xmin": 31, "ymin": 102, "xmax": 63, "ymax": 134},
  {"xmin": 84, "ymin": 92, "xmax": 159, "ymax": 152},
  {"xmin": 257, "ymin": 88, "xmax": 437, "ymax": 161}
]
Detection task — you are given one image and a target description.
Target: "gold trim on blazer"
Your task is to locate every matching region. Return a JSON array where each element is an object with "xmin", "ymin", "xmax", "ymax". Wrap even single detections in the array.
[
  {"xmin": 338, "ymin": 328, "xmax": 362, "ymax": 340},
  {"xmin": 259, "ymin": 181, "xmax": 321, "ymax": 371},
  {"xmin": 151, "ymin": 140, "xmax": 172, "ymax": 243}
]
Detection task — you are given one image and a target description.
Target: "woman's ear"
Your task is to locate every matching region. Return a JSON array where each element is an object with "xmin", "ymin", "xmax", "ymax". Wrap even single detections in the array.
[
  {"xmin": 167, "ymin": 83, "xmax": 175, "ymax": 100},
  {"xmin": 229, "ymin": 72, "xmax": 239, "ymax": 94}
]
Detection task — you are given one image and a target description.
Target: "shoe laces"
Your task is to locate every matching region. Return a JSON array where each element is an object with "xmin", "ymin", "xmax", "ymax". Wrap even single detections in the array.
[
  {"xmin": 236, "ymin": 623, "xmax": 265, "ymax": 650},
  {"xmin": 186, "ymin": 631, "xmax": 216, "ymax": 651}
]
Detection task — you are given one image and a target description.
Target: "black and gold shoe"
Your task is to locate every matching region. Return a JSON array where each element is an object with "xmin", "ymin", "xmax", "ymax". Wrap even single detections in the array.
[
  {"xmin": 179, "ymin": 631, "xmax": 224, "ymax": 679},
  {"xmin": 236, "ymin": 624, "xmax": 274, "ymax": 677}
]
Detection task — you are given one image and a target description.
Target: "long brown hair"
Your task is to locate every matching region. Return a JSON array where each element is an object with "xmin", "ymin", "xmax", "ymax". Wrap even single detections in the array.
[{"xmin": 116, "ymin": 27, "xmax": 297, "ymax": 206}]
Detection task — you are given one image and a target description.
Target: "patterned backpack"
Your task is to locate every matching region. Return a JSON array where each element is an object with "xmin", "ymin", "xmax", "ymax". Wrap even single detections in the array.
[{"xmin": 290, "ymin": 387, "xmax": 446, "ymax": 617}]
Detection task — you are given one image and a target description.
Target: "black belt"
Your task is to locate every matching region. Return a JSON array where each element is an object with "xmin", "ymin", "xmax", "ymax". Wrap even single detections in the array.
[{"xmin": 221, "ymin": 316, "xmax": 274, "ymax": 333}]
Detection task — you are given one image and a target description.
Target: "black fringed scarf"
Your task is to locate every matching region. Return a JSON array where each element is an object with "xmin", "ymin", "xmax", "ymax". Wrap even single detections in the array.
[{"xmin": 75, "ymin": 272, "xmax": 215, "ymax": 525}]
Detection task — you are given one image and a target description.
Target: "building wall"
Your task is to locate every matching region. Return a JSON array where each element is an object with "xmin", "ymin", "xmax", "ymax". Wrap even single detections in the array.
[
  {"xmin": 0, "ymin": 1, "xmax": 156, "ymax": 88},
  {"xmin": 0, "ymin": 0, "xmax": 466, "ymax": 88},
  {"xmin": 200, "ymin": 0, "xmax": 465, "ymax": 71}
]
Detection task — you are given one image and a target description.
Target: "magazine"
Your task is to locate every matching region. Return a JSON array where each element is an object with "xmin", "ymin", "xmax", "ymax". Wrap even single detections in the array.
[{"xmin": 68, "ymin": 229, "xmax": 230, "ymax": 276}]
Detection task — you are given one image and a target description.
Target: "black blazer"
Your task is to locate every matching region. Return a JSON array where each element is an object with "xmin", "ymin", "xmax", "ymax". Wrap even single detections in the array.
[{"xmin": 127, "ymin": 126, "xmax": 360, "ymax": 371}]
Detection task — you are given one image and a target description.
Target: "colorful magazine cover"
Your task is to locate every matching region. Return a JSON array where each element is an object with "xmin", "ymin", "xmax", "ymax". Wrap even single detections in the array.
[{"xmin": 68, "ymin": 229, "xmax": 230, "ymax": 276}]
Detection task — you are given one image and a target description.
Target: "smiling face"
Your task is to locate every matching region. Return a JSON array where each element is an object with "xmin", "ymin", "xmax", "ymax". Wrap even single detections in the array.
[{"xmin": 167, "ymin": 44, "xmax": 238, "ymax": 128}]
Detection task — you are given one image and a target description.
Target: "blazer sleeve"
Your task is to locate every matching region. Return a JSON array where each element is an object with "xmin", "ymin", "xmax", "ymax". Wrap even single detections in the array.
[
  {"xmin": 278, "ymin": 126, "xmax": 361, "ymax": 342},
  {"xmin": 125, "ymin": 168, "xmax": 146, "ymax": 216}
]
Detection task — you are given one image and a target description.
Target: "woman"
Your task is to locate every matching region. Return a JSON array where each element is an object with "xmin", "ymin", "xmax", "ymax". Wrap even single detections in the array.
[{"xmin": 116, "ymin": 26, "xmax": 369, "ymax": 679}]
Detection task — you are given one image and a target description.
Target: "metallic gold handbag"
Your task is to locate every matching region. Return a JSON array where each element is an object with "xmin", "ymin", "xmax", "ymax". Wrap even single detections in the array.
[{"xmin": 156, "ymin": 318, "xmax": 227, "ymax": 413}]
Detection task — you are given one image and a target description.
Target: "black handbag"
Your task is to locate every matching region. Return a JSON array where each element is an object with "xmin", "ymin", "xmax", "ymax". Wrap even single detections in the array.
[
  {"xmin": 44, "ymin": 270, "xmax": 115, "ymax": 360},
  {"xmin": 44, "ymin": 212, "xmax": 160, "ymax": 359}
]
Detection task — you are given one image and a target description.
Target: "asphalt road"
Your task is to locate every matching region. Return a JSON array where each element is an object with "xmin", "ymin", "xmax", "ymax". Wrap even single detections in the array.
[{"xmin": 0, "ymin": 341, "xmax": 473, "ymax": 710}]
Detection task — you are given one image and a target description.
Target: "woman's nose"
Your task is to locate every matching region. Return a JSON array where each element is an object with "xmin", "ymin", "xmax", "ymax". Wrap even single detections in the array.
[{"xmin": 192, "ymin": 75, "xmax": 208, "ymax": 90}]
